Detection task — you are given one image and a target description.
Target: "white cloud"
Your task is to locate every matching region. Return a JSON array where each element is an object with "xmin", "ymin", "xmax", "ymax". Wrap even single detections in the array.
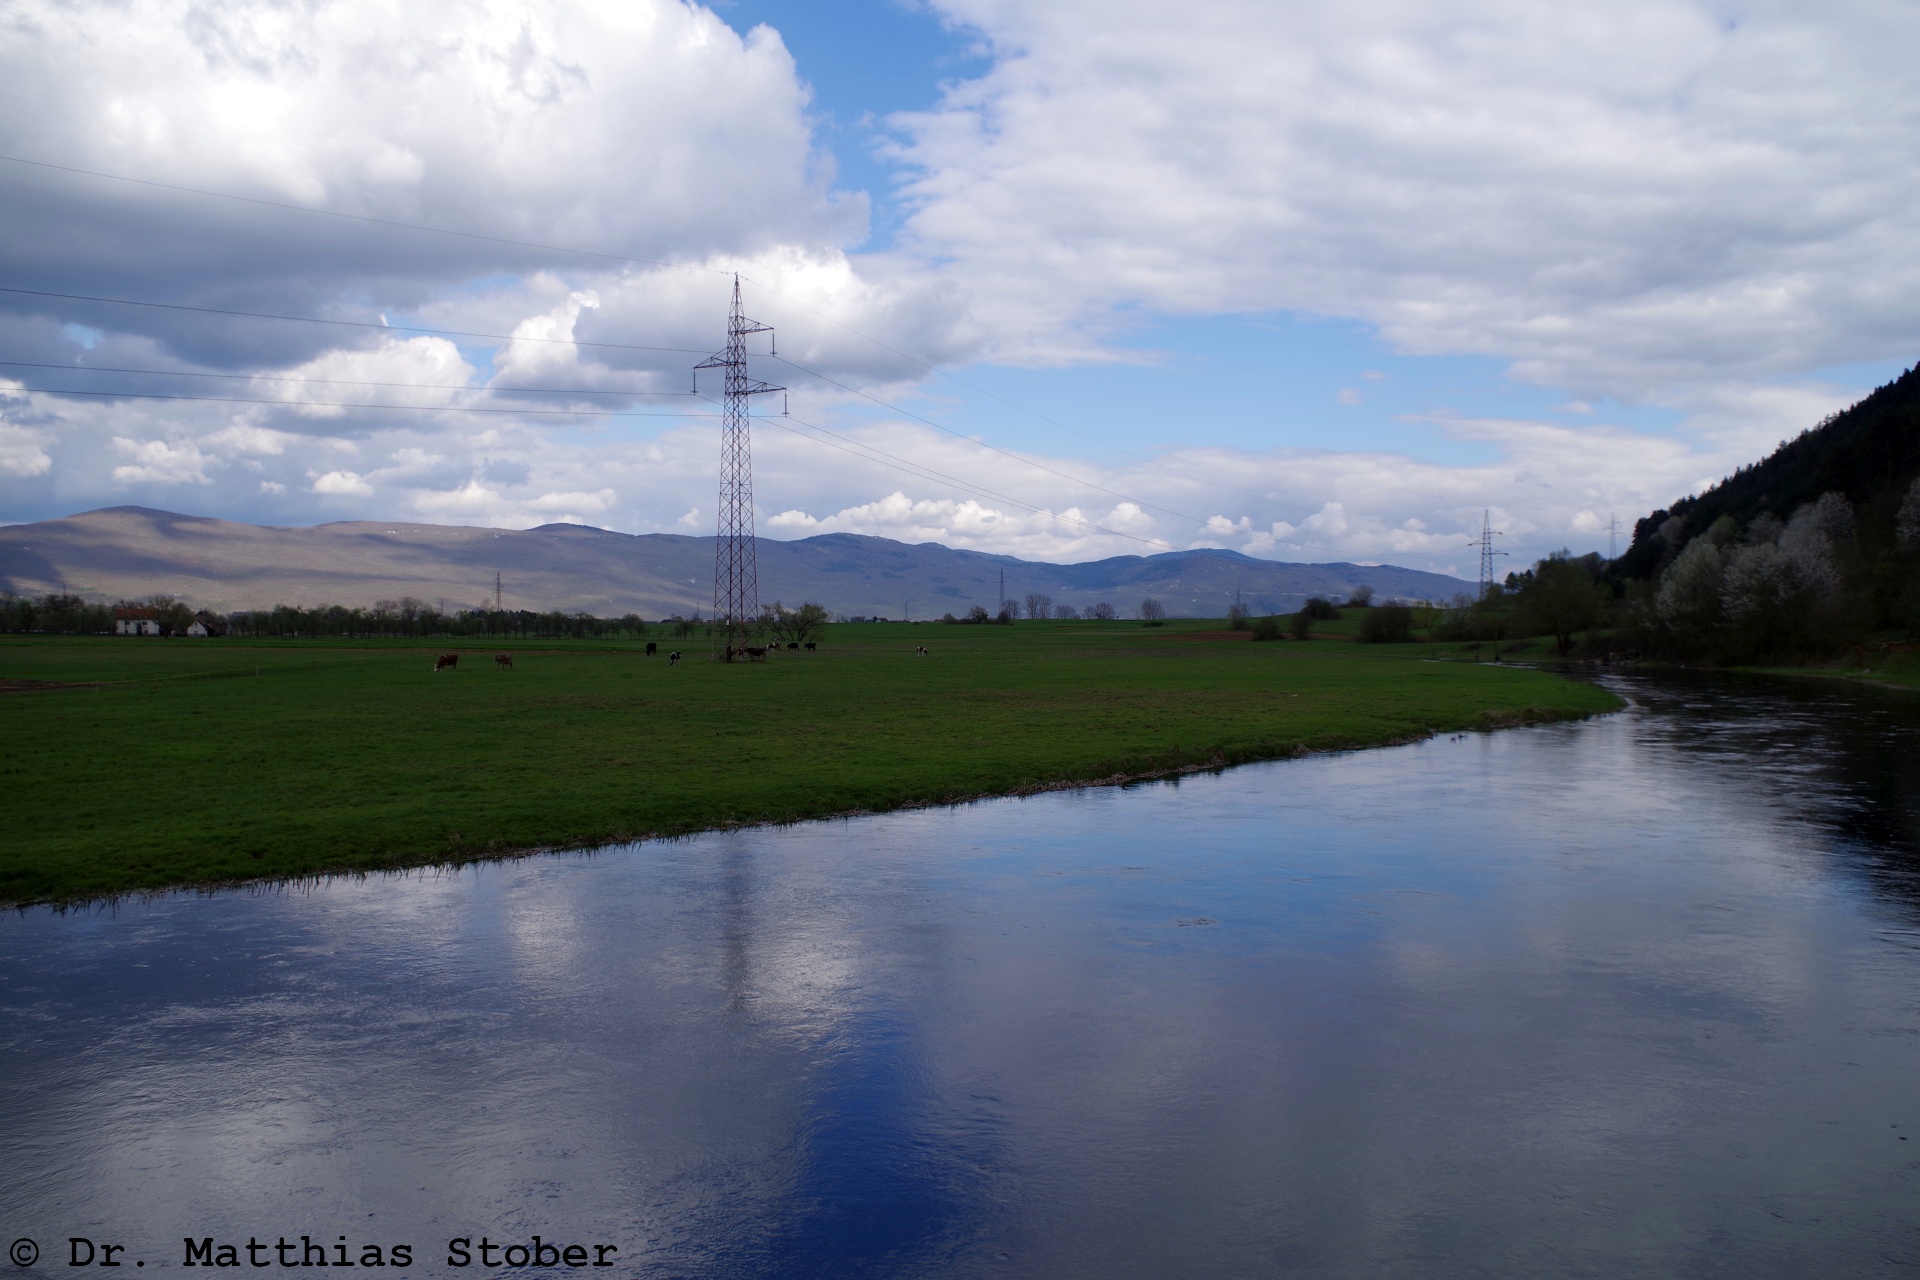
[
  {"xmin": 111, "ymin": 437, "xmax": 211, "ymax": 484},
  {"xmin": 0, "ymin": 424, "xmax": 52, "ymax": 477},
  {"xmin": 311, "ymin": 469, "xmax": 373, "ymax": 496},
  {"xmin": 892, "ymin": 0, "xmax": 1920, "ymax": 398},
  {"xmin": 529, "ymin": 488, "xmax": 616, "ymax": 513}
]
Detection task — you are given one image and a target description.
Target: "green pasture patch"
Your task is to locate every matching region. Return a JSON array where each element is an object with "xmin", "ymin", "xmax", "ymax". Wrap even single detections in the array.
[{"xmin": 0, "ymin": 622, "xmax": 1620, "ymax": 905}]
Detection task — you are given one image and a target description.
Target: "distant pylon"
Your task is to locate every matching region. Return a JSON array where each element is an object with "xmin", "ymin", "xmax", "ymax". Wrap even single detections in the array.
[
  {"xmin": 495, "ymin": 570, "xmax": 503, "ymax": 613},
  {"xmin": 1468, "ymin": 510, "xmax": 1508, "ymax": 596},
  {"xmin": 1607, "ymin": 513, "xmax": 1621, "ymax": 561},
  {"xmin": 694, "ymin": 275, "xmax": 783, "ymax": 660}
]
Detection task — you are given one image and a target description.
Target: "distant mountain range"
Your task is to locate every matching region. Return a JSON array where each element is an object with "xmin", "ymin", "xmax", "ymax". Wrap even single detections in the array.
[{"xmin": 0, "ymin": 507, "xmax": 1473, "ymax": 618}]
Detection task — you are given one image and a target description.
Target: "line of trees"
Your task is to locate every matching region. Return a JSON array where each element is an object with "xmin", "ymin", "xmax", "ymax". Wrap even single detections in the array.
[{"xmin": 0, "ymin": 592, "xmax": 657, "ymax": 639}]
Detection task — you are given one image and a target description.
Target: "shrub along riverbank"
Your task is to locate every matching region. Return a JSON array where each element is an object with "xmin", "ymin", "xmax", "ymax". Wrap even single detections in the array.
[{"xmin": 0, "ymin": 621, "xmax": 1619, "ymax": 906}]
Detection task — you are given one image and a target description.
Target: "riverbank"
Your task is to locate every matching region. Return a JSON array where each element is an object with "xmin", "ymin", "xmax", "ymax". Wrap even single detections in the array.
[{"xmin": 0, "ymin": 623, "xmax": 1620, "ymax": 906}]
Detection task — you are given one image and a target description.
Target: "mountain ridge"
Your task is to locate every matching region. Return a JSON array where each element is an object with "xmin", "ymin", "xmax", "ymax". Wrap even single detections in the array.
[{"xmin": 0, "ymin": 506, "xmax": 1472, "ymax": 617}]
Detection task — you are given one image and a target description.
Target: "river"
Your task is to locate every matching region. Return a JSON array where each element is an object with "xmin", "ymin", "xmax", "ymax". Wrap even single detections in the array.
[{"xmin": 2, "ymin": 672, "xmax": 1916, "ymax": 1278}]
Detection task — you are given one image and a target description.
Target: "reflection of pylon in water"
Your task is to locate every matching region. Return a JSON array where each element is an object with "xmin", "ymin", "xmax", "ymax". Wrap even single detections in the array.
[
  {"xmin": 1470, "ymin": 510, "xmax": 1508, "ymax": 595},
  {"xmin": 694, "ymin": 275, "xmax": 783, "ymax": 659}
]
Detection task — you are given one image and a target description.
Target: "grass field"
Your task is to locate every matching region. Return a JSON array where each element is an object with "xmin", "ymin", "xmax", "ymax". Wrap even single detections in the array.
[{"xmin": 0, "ymin": 621, "xmax": 1620, "ymax": 905}]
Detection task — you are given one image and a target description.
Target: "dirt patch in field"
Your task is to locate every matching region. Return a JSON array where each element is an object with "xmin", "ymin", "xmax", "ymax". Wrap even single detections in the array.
[
  {"xmin": 1171, "ymin": 630, "xmax": 1254, "ymax": 643},
  {"xmin": 0, "ymin": 679, "xmax": 101, "ymax": 695}
]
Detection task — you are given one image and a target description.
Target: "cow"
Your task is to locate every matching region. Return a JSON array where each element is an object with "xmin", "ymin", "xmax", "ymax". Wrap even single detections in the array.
[
  {"xmin": 786, "ymin": 642, "xmax": 799, "ymax": 650},
  {"xmin": 743, "ymin": 646, "xmax": 769, "ymax": 661},
  {"xmin": 495, "ymin": 653, "xmax": 513, "ymax": 669},
  {"xmin": 668, "ymin": 651, "xmax": 682, "ymax": 665},
  {"xmin": 914, "ymin": 645, "xmax": 929, "ymax": 656},
  {"xmin": 645, "ymin": 641, "xmax": 657, "ymax": 656},
  {"xmin": 434, "ymin": 653, "xmax": 458, "ymax": 672},
  {"xmin": 803, "ymin": 641, "xmax": 816, "ymax": 651}
]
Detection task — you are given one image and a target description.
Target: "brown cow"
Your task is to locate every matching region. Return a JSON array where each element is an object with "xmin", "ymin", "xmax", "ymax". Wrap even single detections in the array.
[
  {"xmin": 743, "ymin": 646, "xmax": 769, "ymax": 661},
  {"xmin": 434, "ymin": 653, "xmax": 458, "ymax": 671},
  {"xmin": 495, "ymin": 653, "xmax": 513, "ymax": 669}
]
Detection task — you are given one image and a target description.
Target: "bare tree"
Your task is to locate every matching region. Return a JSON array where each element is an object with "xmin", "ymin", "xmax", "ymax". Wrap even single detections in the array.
[
  {"xmin": 1139, "ymin": 597, "xmax": 1166, "ymax": 624},
  {"xmin": 1054, "ymin": 603, "xmax": 1079, "ymax": 620},
  {"xmin": 1088, "ymin": 601, "xmax": 1117, "ymax": 620},
  {"xmin": 1024, "ymin": 591, "xmax": 1053, "ymax": 621}
]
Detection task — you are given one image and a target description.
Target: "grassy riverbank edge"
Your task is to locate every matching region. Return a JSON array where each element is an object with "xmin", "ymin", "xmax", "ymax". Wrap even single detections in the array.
[
  {"xmin": 2, "ymin": 627, "xmax": 1622, "ymax": 910},
  {"xmin": 8, "ymin": 699, "xmax": 1611, "ymax": 912}
]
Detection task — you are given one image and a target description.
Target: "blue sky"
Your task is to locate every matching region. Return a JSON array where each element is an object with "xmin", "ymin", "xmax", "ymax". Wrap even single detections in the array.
[{"xmin": 1, "ymin": 0, "xmax": 1917, "ymax": 574}]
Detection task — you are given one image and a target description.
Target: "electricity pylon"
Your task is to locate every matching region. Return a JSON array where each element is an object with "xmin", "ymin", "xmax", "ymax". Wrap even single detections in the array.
[
  {"xmin": 1468, "ymin": 510, "xmax": 1508, "ymax": 597},
  {"xmin": 694, "ymin": 275, "xmax": 783, "ymax": 660}
]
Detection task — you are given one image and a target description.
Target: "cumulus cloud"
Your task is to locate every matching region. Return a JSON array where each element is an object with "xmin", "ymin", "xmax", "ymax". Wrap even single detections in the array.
[
  {"xmin": 891, "ymin": 0, "xmax": 1920, "ymax": 399},
  {"xmin": 1, "ymin": 0, "xmax": 1912, "ymax": 576},
  {"xmin": 0, "ymin": 424, "xmax": 52, "ymax": 478},
  {"xmin": 311, "ymin": 469, "xmax": 373, "ymax": 496},
  {"xmin": 112, "ymin": 437, "xmax": 211, "ymax": 484}
]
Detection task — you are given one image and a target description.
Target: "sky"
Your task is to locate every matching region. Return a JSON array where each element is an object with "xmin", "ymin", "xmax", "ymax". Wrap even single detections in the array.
[{"xmin": 1, "ymin": 0, "xmax": 1917, "ymax": 578}]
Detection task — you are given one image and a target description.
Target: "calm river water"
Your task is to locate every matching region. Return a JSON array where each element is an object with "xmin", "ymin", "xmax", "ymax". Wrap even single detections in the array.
[{"xmin": 3, "ymin": 673, "xmax": 1917, "ymax": 1278}]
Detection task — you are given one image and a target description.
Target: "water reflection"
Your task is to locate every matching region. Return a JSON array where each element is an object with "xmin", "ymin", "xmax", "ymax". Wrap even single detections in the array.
[{"xmin": 3, "ymin": 672, "xmax": 1918, "ymax": 1278}]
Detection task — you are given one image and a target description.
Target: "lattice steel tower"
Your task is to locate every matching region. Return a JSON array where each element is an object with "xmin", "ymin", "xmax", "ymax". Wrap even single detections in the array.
[
  {"xmin": 695, "ymin": 275, "xmax": 783, "ymax": 659},
  {"xmin": 1470, "ymin": 509, "xmax": 1507, "ymax": 596}
]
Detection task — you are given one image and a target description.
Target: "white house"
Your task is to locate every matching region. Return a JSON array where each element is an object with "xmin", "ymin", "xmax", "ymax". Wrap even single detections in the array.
[{"xmin": 114, "ymin": 607, "xmax": 160, "ymax": 636}]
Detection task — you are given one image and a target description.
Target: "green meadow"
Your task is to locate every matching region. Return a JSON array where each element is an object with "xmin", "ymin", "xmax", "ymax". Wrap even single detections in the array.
[{"xmin": 0, "ymin": 621, "xmax": 1620, "ymax": 905}]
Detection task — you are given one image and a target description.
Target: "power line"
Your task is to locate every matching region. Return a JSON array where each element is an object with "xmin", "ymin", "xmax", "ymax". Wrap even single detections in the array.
[
  {"xmin": 4, "ymin": 385, "xmax": 718, "ymax": 419},
  {"xmin": 0, "ymin": 359, "xmax": 700, "ymax": 398},
  {"xmin": 0, "ymin": 286, "xmax": 710, "ymax": 355},
  {"xmin": 0, "ymin": 153, "xmax": 730, "ymax": 277},
  {"xmin": 738, "ymin": 277, "xmax": 1283, "ymax": 512},
  {"xmin": 771, "ymin": 353, "xmax": 1220, "ymax": 531},
  {"xmin": 756, "ymin": 407, "xmax": 1172, "ymax": 551},
  {"xmin": 1, "ymin": 153, "xmax": 1296, "ymax": 519}
]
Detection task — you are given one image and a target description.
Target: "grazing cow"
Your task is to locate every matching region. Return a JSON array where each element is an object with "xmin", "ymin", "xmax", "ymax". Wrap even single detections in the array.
[
  {"xmin": 803, "ymin": 641, "xmax": 815, "ymax": 651},
  {"xmin": 786, "ymin": 642, "xmax": 799, "ymax": 650},
  {"xmin": 743, "ymin": 646, "xmax": 768, "ymax": 661},
  {"xmin": 495, "ymin": 653, "xmax": 513, "ymax": 669},
  {"xmin": 645, "ymin": 641, "xmax": 657, "ymax": 656},
  {"xmin": 914, "ymin": 645, "xmax": 928, "ymax": 656},
  {"xmin": 668, "ymin": 651, "xmax": 682, "ymax": 665},
  {"xmin": 434, "ymin": 653, "xmax": 458, "ymax": 672}
]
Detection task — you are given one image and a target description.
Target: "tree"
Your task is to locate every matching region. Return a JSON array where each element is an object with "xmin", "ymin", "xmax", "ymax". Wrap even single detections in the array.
[
  {"xmin": 1251, "ymin": 615, "xmax": 1284, "ymax": 641},
  {"xmin": 1139, "ymin": 597, "xmax": 1166, "ymax": 625},
  {"xmin": 1054, "ymin": 603, "xmax": 1079, "ymax": 619},
  {"xmin": 1346, "ymin": 584, "xmax": 1374, "ymax": 608},
  {"xmin": 1287, "ymin": 609, "xmax": 1312, "ymax": 639},
  {"xmin": 966, "ymin": 604, "xmax": 992, "ymax": 623},
  {"xmin": 1515, "ymin": 552, "xmax": 1603, "ymax": 655},
  {"xmin": 1088, "ymin": 602, "xmax": 1117, "ymax": 620},
  {"xmin": 1024, "ymin": 592, "xmax": 1053, "ymax": 620},
  {"xmin": 1227, "ymin": 600, "xmax": 1251, "ymax": 630},
  {"xmin": 1359, "ymin": 604, "xmax": 1413, "ymax": 642},
  {"xmin": 764, "ymin": 601, "xmax": 830, "ymax": 645}
]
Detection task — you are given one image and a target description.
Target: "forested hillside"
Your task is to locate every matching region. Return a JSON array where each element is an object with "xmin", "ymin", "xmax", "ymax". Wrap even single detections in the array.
[{"xmin": 1618, "ymin": 364, "xmax": 1920, "ymax": 579}]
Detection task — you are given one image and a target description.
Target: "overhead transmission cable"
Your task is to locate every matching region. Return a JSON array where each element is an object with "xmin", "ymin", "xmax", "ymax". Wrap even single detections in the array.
[
  {"xmin": 2, "ymin": 386, "xmax": 717, "ymax": 419},
  {"xmin": 0, "ymin": 286, "xmax": 710, "ymax": 356},
  {"xmin": 698, "ymin": 393, "xmax": 1170, "ymax": 551},
  {"xmin": 734, "ymin": 277, "xmax": 1282, "ymax": 512},
  {"xmin": 0, "ymin": 153, "xmax": 1280, "ymax": 514},
  {"xmin": 0, "ymin": 154, "xmax": 1334, "ymax": 545},
  {"xmin": 0, "ymin": 359, "xmax": 701, "ymax": 399},
  {"xmin": 770, "ymin": 353, "xmax": 1220, "ymax": 531},
  {"xmin": 0, "ymin": 154, "xmax": 730, "ymax": 277}
]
